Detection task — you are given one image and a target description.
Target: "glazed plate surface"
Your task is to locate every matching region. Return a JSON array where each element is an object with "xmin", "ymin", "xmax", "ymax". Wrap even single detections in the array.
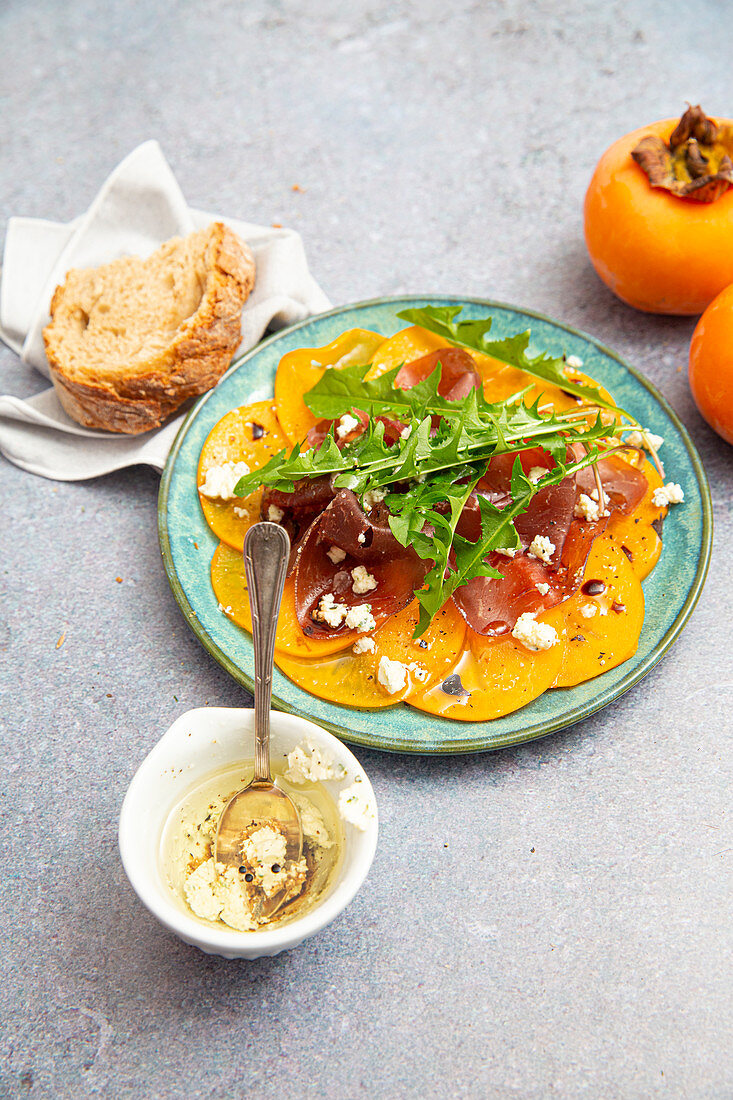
[{"xmin": 159, "ymin": 297, "xmax": 712, "ymax": 754}]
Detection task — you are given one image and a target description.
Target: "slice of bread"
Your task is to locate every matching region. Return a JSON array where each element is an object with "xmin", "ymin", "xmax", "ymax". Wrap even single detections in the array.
[{"xmin": 43, "ymin": 222, "xmax": 255, "ymax": 434}]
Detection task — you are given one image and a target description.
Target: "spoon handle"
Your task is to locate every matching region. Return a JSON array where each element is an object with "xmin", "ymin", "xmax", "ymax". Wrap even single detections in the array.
[{"xmin": 243, "ymin": 522, "xmax": 291, "ymax": 785}]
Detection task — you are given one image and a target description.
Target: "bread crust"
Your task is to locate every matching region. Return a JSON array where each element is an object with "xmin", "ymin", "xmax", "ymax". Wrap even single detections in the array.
[{"xmin": 43, "ymin": 222, "xmax": 256, "ymax": 434}]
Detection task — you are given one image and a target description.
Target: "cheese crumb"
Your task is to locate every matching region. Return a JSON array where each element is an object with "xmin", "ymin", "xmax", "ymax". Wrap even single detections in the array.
[
  {"xmin": 528, "ymin": 535, "xmax": 555, "ymax": 564},
  {"xmin": 336, "ymin": 413, "xmax": 360, "ymax": 440},
  {"xmin": 400, "ymin": 424, "xmax": 413, "ymax": 440},
  {"xmin": 574, "ymin": 492, "xmax": 602, "ymax": 522},
  {"xmin": 338, "ymin": 779, "xmax": 375, "ymax": 831},
  {"xmin": 352, "ymin": 637, "xmax": 376, "ymax": 655},
  {"xmin": 535, "ymin": 582, "xmax": 550, "ymax": 596},
  {"xmin": 284, "ymin": 738, "xmax": 345, "ymax": 784},
  {"xmin": 198, "ymin": 460, "xmax": 250, "ymax": 500},
  {"xmin": 580, "ymin": 603, "xmax": 598, "ymax": 619},
  {"xmin": 313, "ymin": 593, "xmax": 348, "ymax": 628},
  {"xmin": 357, "ymin": 532, "xmax": 367, "ymax": 544},
  {"xmin": 495, "ymin": 546, "xmax": 518, "ymax": 558},
  {"xmin": 408, "ymin": 662, "xmax": 430, "ymax": 683},
  {"xmin": 652, "ymin": 482, "xmax": 685, "ymax": 507},
  {"xmin": 511, "ymin": 612, "xmax": 560, "ymax": 652},
  {"xmin": 267, "ymin": 504, "xmax": 285, "ymax": 523},
  {"xmin": 377, "ymin": 655, "xmax": 408, "ymax": 694},
  {"xmin": 233, "ymin": 505, "xmax": 248, "ymax": 518},
  {"xmin": 626, "ymin": 429, "xmax": 664, "ymax": 451},
  {"xmin": 351, "ymin": 565, "xmax": 378, "ymax": 594},
  {"xmin": 344, "ymin": 604, "xmax": 376, "ymax": 632},
  {"xmin": 527, "ymin": 466, "xmax": 547, "ymax": 484},
  {"xmin": 326, "ymin": 546, "xmax": 346, "ymax": 564},
  {"xmin": 362, "ymin": 487, "xmax": 387, "ymax": 511},
  {"xmin": 565, "ymin": 354, "xmax": 584, "ymax": 370}
]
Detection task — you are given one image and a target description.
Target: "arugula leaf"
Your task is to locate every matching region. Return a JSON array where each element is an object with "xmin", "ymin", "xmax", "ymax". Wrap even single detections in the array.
[
  {"xmin": 396, "ymin": 304, "xmax": 622, "ymax": 413},
  {"xmin": 233, "ymin": 392, "xmax": 616, "ymax": 507},
  {"xmin": 386, "ymin": 447, "xmax": 613, "ymax": 637}
]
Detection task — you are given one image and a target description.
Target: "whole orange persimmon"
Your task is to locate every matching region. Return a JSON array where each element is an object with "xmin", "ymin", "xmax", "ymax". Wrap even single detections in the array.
[
  {"xmin": 689, "ymin": 284, "xmax": 733, "ymax": 444},
  {"xmin": 584, "ymin": 106, "xmax": 733, "ymax": 315}
]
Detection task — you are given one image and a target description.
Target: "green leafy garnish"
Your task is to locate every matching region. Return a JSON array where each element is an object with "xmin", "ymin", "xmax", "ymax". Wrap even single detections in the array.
[
  {"xmin": 386, "ymin": 447, "xmax": 610, "ymax": 636},
  {"xmin": 233, "ymin": 312, "xmax": 628, "ymax": 634},
  {"xmin": 396, "ymin": 304, "xmax": 623, "ymax": 413}
]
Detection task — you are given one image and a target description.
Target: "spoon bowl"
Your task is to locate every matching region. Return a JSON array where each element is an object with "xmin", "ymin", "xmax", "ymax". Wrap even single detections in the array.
[{"xmin": 214, "ymin": 522, "xmax": 303, "ymax": 920}]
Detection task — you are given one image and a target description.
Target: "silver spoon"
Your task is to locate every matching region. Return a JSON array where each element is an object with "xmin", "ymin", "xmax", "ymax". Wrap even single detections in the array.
[{"xmin": 215, "ymin": 522, "xmax": 303, "ymax": 920}]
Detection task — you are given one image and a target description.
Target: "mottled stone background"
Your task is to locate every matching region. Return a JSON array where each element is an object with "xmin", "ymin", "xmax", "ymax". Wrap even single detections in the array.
[{"xmin": 1, "ymin": 1, "xmax": 731, "ymax": 1097}]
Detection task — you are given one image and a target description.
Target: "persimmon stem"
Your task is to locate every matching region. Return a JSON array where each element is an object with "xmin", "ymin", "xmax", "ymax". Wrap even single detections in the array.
[{"xmin": 632, "ymin": 105, "xmax": 733, "ymax": 203}]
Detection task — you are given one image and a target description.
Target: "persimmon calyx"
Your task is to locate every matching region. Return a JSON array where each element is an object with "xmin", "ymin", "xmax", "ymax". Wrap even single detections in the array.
[{"xmin": 631, "ymin": 105, "xmax": 733, "ymax": 203}]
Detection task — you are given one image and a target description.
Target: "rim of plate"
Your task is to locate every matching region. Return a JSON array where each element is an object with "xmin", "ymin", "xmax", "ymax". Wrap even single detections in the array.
[{"xmin": 158, "ymin": 295, "xmax": 713, "ymax": 755}]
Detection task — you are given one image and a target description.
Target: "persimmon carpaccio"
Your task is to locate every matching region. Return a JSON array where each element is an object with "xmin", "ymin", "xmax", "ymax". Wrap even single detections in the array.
[
  {"xmin": 584, "ymin": 106, "xmax": 733, "ymax": 315},
  {"xmin": 688, "ymin": 283, "xmax": 733, "ymax": 444}
]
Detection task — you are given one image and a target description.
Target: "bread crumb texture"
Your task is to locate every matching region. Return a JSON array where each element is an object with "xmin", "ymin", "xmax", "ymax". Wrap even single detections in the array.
[{"xmin": 43, "ymin": 222, "xmax": 255, "ymax": 433}]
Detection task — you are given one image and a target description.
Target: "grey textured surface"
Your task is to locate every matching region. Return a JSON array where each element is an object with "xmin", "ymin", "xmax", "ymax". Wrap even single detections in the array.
[{"xmin": 1, "ymin": 1, "xmax": 732, "ymax": 1097}]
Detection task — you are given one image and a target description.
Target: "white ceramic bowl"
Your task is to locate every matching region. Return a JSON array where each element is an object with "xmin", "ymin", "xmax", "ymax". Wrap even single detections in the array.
[{"xmin": 119, "ymin": 707, "xmax": 378, "ymax": 958}]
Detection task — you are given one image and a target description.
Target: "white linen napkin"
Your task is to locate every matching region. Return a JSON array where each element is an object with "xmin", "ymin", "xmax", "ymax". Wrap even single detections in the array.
[{"xmin": 0, "ymin": 140, "xmax": 332, "ymax": 480}]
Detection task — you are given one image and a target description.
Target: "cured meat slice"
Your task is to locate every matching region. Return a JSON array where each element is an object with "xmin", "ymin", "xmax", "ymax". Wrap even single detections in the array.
[
  {"xmin": 476, "ymin": 447, "xmax": 577, "ymax": 566},
  {"xmin": 294, "ymin": 490, "xmax": 428, "ymax": 638},
  {"xmin": 395, "ymin": 347, "xmax": 481, "ymax": 399},
  {"xmin": 576, "ymin": 453, "xmax": 647, "ymax": 515},
  {"xmin": 453, "ymin": 552, "xmax": 566, "ymax": 636},
  {"xmin": 261, "ymin": 475, "xmax": 336, "ymax": 570},
  {"xmin": 452, "ymin": 444, "xmax": 629, "ymax": 635}
]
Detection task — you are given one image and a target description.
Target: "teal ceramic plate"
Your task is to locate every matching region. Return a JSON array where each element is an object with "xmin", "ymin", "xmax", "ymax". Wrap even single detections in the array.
[{"xmin": 159, "ymin": 297, "xmax": 712, "ymax": 754}]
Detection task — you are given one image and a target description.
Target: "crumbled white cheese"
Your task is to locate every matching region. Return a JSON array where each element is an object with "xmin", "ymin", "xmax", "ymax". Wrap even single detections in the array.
[
  {"xmin": 338, "ymin": 778, "xmax": 375, "ymax": 831},
  {"xmin": 357, "ymin": 532, "xmax": 367, "ymax": 544},
  {"xmin": 291, "ymin": 794, "xmax": 334, "ymax": 850},
  {"xmin": 408, "ymin": 662, "xmax": 430, "ymax": 683},
  {"xmin": 217, "ymin": 602, "xmax": 233, "ymax": 615},
  {"xmin": 284, "ymin": 738, "xmax": 344, "ymax": 784},
  {"xmin": 242, "ymin": 826, "xmax": 289, "ymax": 897},
  {"xmin": 400, "ymin": 424, "xmax": 413, "ymax": 440},
  {"xmin": 535, "ymin": 582, "xmax": 550, "ymax": 596},
  {"xmin": 267, "ymin": 504, "xmax": 285, "ymax": 523},
  {"xmin": 326, "ymin": 546, "xmax": 346, "ymax": 564},
  {"xmin": 527, "ymin": 466, "xmax": 547, "ymax": 484},
  {"xmin": 345, "ymin": 604, "xmax": 376, "ymax": 632},
  {"xmin": 565, "ymin": 354, "xmax": 584, "ymax": 370},
  {"xmin": 652, "ymin": 482, "xmax": 685, "ymax": 507},
  {"xmin": 198, "ymin": 460, "xmax": 251, "ymax": 500},
  {"xmin": 362, "ymin": 487, "xmax": 387, "ymax": 511},
  {"xmin": 336, "ymin": 413, "xmax": 360, "ymax": 440},
  {"xmin": 574, "ymin": 492, "xmax": 602, "ymax": 522},
  {"xmin": 528, "ymin": 535, "xmax": 555, "ymax": 564},
  {"xmin": 580, "ymin": 603, "xmax": 598, "ymax": 619},
  {"xmin": 626, "ymin": 429, "xmax": 664, "ymax": 451},
  {"xmin": 511, "ymin": 612, "xmax": 560, "ymax": 652},
  {"xmin": 352, "ymin": 636, "xmax": 376, "ymax": 655},
  {"xmin": 495, "ymin": 546, "xmax": 518, "ymax": 558},
  {"xmin": 313, "ymin": 593, "xmax": 348, "ymax": 628},
  {"xmin": 351, "ymin": 565, "xmax": 378, "ymax": 595},
  {"xmin": 377, "ymin": 655, "xmax": 408, "ymax": 694},
  {"xmin": 233, "ymin": 505, "xmax": 249, "ymax": 518},
  {"xmin": 185, "ymin": 858, "xmax": 254, "ymax": 929}
]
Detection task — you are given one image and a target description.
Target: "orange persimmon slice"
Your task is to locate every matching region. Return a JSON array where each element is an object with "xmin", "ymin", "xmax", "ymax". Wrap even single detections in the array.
[
  {"xmin": 273, "ymin": 598, "xmax": 466, "ymax": 709},
  {"xmin": 552, "ymin": 535, "xmax": 645, "ymax": 689},
  {"xmin": 408, "ymin": 608, "xmax": 566, "ymax": 722},
  {"xmin": 365, "ymin": 325, "xmax": 448, "ymax": 380},
  {"xmin": 197, "ymin": 401, "xmax": 288, "ymax": 552},
  {"xmin": 606, "ymin": 457, "xmax": 664, "ymax": 580},
  {"xmin": 275, "ymin": 328, "xmax": 386, "ymax": 445},
  {"xmin": 211, "ymin": 543, "xmax": 355, "ymax": 658}
]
